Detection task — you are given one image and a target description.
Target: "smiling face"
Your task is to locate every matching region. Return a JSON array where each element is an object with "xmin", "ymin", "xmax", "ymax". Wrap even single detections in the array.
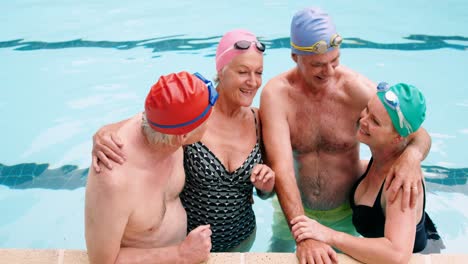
[
  {"xmin": 218, "ymin": 49, "xmax": 263, "ymax": 107},
  {"xmin": 357, "ymin": 95, "xmax": 400, "ymax": 148},
  {"xmin": 293, "ymin": 48, "xmax": 340, "ymax": 88}
]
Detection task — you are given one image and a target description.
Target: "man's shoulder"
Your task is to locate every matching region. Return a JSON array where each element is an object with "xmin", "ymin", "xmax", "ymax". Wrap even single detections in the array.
[
  {"xmin": 87, "ymin": 165, "xmax": 130, "ymax": 194},
  {"xmin": 337, "ymin": 65, "xmax": 363, "ymax": 85},
  {"xmin": 337, "ymin": 65, "xmax": 375, "ymax": 99},
  {"xmin": 262, "ymin": 70, "xmax": 294, "ymax": 96},
  {"xmin": 338, "ymin": 65, "xmax": 373, "ymax": 85}
]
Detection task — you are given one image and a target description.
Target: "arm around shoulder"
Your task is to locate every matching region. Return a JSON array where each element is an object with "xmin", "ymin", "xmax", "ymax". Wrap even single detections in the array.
[
  {"xmin": 406, "ymin": 127, "xmax": 431, "ymax": 161},
  {"xmin": 384, "ymin": 127, "xmax": 431, "ymax": 208}
]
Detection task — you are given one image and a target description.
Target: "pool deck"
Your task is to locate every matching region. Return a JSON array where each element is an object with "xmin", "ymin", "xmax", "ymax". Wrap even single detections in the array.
[{"xmin": 0, "ymin": 249, "xmax": 467, "ymax": 263}]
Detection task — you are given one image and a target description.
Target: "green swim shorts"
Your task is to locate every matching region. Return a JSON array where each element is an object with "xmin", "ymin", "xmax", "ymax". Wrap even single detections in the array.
[{"xmin": 271, "ymin": 195, "xmax": 358, "ymax": 241}]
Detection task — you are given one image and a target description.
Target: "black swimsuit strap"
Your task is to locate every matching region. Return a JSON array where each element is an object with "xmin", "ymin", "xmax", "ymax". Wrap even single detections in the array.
[
  {"xmin": 250, "ymin": 108, "xmax": 260, "ymax": 142},
  {"xmin": 350, "ymin": 158, "xmax": 374, "ymax": 207}
]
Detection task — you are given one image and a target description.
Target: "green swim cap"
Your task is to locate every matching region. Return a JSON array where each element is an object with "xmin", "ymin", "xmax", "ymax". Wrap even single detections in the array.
[{"xmin": 376, "ymin": 82, "xmax": 426, "ymax": 137}]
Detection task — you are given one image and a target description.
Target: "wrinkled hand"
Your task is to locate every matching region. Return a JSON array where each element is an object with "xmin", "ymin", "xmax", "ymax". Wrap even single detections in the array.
[
  {"xmin": 291, "ymin": 215, "xmax": 332, "ymax": 244},
  {"xmin": 179, "ymin": 225, "xmax": 212, "ymax": 264},
  {"xmin": 92, "ymin": 126, "xmax": 125, "ymax": 173},
  {"xmin": 384, "ymin": 148, "xmax": 422, "ymax": 210},
  {"xmin": 296, "ymin": 238, "xmax": 337, "ymax": 264},
  {"xmin": 250, "ymin": 164, "xmax": 275, "ymax": 194}
]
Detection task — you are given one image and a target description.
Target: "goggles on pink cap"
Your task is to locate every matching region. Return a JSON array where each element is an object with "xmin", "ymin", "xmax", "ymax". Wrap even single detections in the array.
[
  {"xmin": 215, "ymin": 29, "xmax": 265, "ymax": 72},
  {"xmin": 217, "ymin": 40, "xmax": 266, "ymax": 60}
]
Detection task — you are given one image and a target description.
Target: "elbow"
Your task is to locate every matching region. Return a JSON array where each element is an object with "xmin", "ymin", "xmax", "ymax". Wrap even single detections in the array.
[
  {"xmin": 378, "ymin": 241, "xmax": 413, "ymax": 264},
  {"xmin": 389, "ymin": 250, "xmax": 412, "ymax": 264},
  {"xmin": 88, "ymin": 258, "xmax": 117, "ymax": 264},
  {"xmin": 114, "ymin": 254, "xmax": 133, "ymax": 264},
  {"xmin": 88, "ymin": 257, "xmax": 110, "ymax": 264},
  {"xmin": 87, "ymin": 253, "xmax": 119, "ymax": 264}
]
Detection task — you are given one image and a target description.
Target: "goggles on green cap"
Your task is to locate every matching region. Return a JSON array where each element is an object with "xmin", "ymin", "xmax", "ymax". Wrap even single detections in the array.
[{"xmin": 376, "ymin": 82, "xmax": 426, "ymax": 137}]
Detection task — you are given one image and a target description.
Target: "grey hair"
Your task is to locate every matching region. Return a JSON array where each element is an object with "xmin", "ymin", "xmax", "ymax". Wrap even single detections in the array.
[
  {"xmin": 213, "ymin": 74, "xmax": 220, "ymax": 85},
  {"xmin": 141, "ymin": 113, "xmax": 176, "ymax": 146},
  {"xmin": 213, "ymin": 66, "xmax": 228, "ymax": 85}
]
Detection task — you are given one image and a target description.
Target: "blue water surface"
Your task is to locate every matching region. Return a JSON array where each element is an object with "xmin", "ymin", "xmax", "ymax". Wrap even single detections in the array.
[{"xmin": 1, "ymin": 0, "xmax": 467, "ymax": 253}]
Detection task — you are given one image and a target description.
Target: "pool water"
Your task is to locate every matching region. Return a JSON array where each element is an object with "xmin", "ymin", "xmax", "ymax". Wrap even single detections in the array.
[{"xmin": 1, "ymin": 0, "xmax": 467, "ymax": 253}]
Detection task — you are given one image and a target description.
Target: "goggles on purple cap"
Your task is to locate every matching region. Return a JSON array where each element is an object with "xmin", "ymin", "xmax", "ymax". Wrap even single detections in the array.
[{"xmin": 291, "ymin": 34, "xmax": 342, "ymax": 54}]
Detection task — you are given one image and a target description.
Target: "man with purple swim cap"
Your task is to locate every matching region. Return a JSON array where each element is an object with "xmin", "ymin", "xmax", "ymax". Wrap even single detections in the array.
[{"xmin": 260, "ymin": 6, "xmax": 431, "ymax": 263}]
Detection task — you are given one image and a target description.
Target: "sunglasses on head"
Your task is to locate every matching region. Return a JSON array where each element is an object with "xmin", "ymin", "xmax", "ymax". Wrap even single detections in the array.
[{"xmin": 377, "ymin": 82, "xmax": 413, "ymax": 134}]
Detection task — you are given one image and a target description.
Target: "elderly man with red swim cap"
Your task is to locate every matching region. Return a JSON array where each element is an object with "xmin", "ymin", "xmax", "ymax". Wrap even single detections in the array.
[
  {"xmin": 85, "ymin": 71, "xmax": 217, "ymax": 264},
  {"xmin": 260, "ymin": 7, "xmax": 431, "ymax": 264}
]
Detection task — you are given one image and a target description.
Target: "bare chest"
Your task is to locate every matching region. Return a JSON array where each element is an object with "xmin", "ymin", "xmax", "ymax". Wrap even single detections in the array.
[
  {"xmin": 123, "ymin": 162, "xmax": 186, "ymax": 244},
  {"xmin": 126, "ymin": 191, "xmax": 166, "ymax": 237},
  {"xmin": 289, "ymin": 96, "xmax": 360, "ymax": 154}
]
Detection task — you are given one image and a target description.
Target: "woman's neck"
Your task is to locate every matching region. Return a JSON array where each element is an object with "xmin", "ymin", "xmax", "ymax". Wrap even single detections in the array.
[
  {"xmin": 369, "ymin": 143, "xmax": 406, "ymax": 172},
  {"xmin": 214, "ymin": 85, "xmax": 248, "ymax": 118}
]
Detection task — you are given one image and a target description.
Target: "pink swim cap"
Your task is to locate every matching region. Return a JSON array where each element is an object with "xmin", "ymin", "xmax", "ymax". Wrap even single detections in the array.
[{"xmin": 215, "ymin": 29, "xmax": 262, "ymax": 72}]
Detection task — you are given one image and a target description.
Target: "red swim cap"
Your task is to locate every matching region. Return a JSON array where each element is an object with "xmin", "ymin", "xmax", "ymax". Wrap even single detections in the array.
[{"xmin": 145, "ymin": 71, "xmax": 217, "ymax": 135}]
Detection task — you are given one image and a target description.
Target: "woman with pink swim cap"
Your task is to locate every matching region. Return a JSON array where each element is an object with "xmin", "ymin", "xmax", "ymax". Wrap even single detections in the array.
[
  {"xmin": 180, "ymin": 29, "xmax": 274, "ymax": 252},
  {"xmin": 91, "ymin": 29, "xmax": 275, "ymax": 252}
]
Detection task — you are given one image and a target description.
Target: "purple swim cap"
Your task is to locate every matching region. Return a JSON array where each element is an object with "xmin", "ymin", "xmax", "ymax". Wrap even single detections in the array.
[{"xmin": 290, "ymin": 7, "xmax": 341, "ymax": 55}]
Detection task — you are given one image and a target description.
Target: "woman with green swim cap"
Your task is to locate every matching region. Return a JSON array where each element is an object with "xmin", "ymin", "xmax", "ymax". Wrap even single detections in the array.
[{"xmin": 290, "ymin": 83, "xmax": 442, "ymax": 263}]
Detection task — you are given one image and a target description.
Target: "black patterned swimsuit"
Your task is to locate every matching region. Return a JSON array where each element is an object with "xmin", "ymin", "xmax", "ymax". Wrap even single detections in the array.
[{"xmin": 180, "ymin": 109, "xmax": 262, "ymax": 252}]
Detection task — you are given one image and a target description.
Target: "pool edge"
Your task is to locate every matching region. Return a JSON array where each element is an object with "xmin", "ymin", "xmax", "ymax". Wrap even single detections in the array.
[{"xmin": 0, "ymin": 249, "xmax": 467, "ymax": 263}]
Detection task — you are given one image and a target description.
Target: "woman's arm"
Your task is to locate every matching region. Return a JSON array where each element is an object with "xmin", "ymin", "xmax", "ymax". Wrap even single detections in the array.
[{"xmin": 291, "ymin": 187, "xmax": 420, "ymax": 264}]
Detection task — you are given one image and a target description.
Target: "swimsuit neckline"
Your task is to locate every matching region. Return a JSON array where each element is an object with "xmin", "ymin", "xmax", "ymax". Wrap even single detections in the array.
[
  {"xmin": 195, "ymin": 108, "xmax": 260, "ymax": 175},
  {"xmin": 197, "ymin": 141, "xmax": 259, "ymax": 175}
]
